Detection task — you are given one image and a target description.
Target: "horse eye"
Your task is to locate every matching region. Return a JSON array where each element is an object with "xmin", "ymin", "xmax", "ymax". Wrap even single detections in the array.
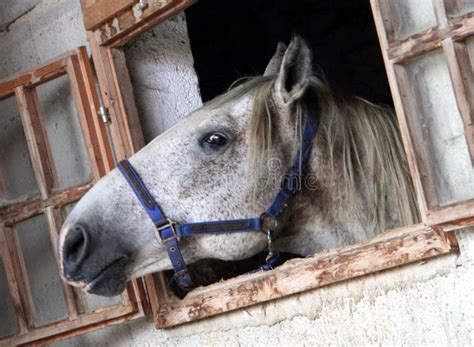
[{"xmin": 203, "ymin": 133, "xmax": 228, "ymax": 147}]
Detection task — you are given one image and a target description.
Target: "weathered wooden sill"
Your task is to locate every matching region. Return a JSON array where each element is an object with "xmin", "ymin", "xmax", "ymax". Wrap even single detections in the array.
[{"xmin": 152, "ymin": 224, "xmax": 454, "ymax": 327}]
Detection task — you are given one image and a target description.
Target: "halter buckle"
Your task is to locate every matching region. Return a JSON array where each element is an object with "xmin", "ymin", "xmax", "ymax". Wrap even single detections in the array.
[{"xmin": 156, "ymin": 219, "xmax": 179, "ymax": 244}]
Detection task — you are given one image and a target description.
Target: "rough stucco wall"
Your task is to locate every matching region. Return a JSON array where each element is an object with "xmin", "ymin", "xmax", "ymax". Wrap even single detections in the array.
[
  {"xmin": 0, "ymin": 0, "xmax": 87, "ymax": 79},
  {"xmin": 1, "ymin": 1, "xmax": 474, "ymax": 346},
  {"xmin": 0, "ymin": 0, "xmax": 42, "ymax": 31},
  {"xmin": 124, "ymin": 13, "xmax": 202, "ymax": 143}
]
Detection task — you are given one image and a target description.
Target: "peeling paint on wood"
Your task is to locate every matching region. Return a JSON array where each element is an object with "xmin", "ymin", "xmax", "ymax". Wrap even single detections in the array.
[
  {"xmin": 89, "ymin": 0, "xmax": 196, "ymax": 47},
  {"xmin": 388, "ymin": 12, "xmax": 474, "ymax": 63}
]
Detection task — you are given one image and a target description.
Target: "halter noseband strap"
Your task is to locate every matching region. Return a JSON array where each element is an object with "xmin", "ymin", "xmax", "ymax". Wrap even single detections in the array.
[{"xmin": 117, "ymin": 114, "xmax": 319, "ymax": 290}]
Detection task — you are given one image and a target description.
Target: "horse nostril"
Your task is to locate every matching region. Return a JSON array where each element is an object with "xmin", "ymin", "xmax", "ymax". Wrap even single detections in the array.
[{"xmin": 63, "ymin": 224, "xmax": 89, "ymax": 277}]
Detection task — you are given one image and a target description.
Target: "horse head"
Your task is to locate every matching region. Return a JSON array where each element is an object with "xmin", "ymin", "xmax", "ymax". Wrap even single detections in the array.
[{"xmin": 58, "ymin": 35, "xmax": 316, "ymax": 296}]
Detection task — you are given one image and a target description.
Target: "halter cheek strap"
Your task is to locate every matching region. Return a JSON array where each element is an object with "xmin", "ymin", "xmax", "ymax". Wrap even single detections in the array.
[{"xmin": 117, "ymin": 114, "xmax": 318, "ymax": 290}]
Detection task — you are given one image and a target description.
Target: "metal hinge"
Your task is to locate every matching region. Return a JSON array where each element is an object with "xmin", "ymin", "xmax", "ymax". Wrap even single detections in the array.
[
  {"xmin": 88, "ymin": 54, "xmax": 118, "ymax": 165},
  {"xmin": 97, "ymin": 105, "xmax": 118, "ymax": 164},
  {"xmin": 98, "ymin": 106, "xmax": 110, "ymax": 124}
]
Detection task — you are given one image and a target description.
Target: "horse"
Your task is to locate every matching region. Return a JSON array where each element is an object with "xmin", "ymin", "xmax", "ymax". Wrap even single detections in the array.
[{"xmin": 58, "ymin": 35, "xmax": 418, "ymax": 296}]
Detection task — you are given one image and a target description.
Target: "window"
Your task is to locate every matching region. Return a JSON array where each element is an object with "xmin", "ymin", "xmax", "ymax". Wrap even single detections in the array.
[
  {"xmin": 79, "ymin": 0, "xmax": 471, "ymax": 330},
  {"xmin": 371, "ymin": 0, "xmax": 474, "ymax": 226},
  {"xmin": 0, "ymin": 48, "xmax": 146, "ymax": 345}
]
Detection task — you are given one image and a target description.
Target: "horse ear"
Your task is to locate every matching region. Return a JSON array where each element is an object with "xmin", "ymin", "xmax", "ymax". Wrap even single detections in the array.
[
  {"xmin": 274, "ymin": 34, "xmax": 313, "ymax": 105},
  {"xmin": 264, "ymin": 42, "xmax": 287, "ymax": 76}
]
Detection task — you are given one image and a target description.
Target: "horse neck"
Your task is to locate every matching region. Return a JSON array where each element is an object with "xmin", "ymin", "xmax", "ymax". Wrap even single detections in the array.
[
  {"xmin": 274, "ymin": 139, "xmax": 379, "ymax": 256},
  {"xmin": 274, "ymin": 93, "xmax": 414, "ymax": 255}
]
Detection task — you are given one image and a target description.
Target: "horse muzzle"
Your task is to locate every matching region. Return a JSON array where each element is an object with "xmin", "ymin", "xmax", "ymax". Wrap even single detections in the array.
[{"xmin": 60, "ymin": 222, "xmax": 130, "ymax": 296}]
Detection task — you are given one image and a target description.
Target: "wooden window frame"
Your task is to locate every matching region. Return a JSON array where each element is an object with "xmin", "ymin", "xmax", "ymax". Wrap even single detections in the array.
[
  {"xmin": 79, "ymin": 0, "xmax": 472, "ymax": 330},
  {"xmin": 371, "ymin": 0, "xmax": 474, "ymax": 228},
  {"xmin": 0, "ymin": 48, "xmax": 147, "ymax": 346}
]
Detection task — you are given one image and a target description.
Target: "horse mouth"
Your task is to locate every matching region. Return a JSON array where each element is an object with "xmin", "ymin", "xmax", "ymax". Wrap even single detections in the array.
[{"xmin": 85, "ymin": 257, "xmax": 129, "ymax": 297}]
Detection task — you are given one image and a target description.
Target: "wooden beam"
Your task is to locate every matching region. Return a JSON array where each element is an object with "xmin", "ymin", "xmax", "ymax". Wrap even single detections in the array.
[
  {"xmin": 71, "ymin": 45, "xmax": 149, "ymax": 320},
  {"xmin": 107, "ymin": 48, "xmax": 145, "ymax": 153},
  {"xmin": 72, "ymin": 288, "xmax": 88, "ymax": 316},
  {"xmin": 0, "ymin": 304, "xmax": 138, "ymax": 346},
  {"xmin": 370, "ymin": 0, "xmax": 430, "ymax": 221},
  {"xmin": 130, "ymin": 277, "xmax": 150, "ymax": 317},
  {"xmin": 440, "ymin": 216, "xmax": 474, "ymax": 232},
  {"xmin": 1, "ymin": 49, "xmax": 147, "ymax": 344},
  {"xmin": 0, "ymin": 53, "xmax": 71, "ymax": 101},
  {"xmin": 67, "ymin": 53, "xmax": 106, "ymax": 179},
  {"xmin": 0, "ymin": 226, "xmax": 28, "ymax": 334},
  {"xmin": 45, "ymin": 207, "xmax": 79, "ymax": 320},
  {"xmin": 26, "ymin": 313, "xmax": 142, "ymax": 346},
  {"xmin": 75, "ymin": 47, "xmax": 115, "ymax": 173},
  {"xmin": 376, "ymin": 0, "xmax": 396, "ymax": 42},
  {"xmin": 154, "ymin": 225, "xmax": 451, "ymax": 328},
  {"xmin": 427, "ymin": 199, "xmax": 474, "ymax": 226},
  {"xmin": 0, "ymin": 182, "xmax": 93, "ymax": 227},
  {"xmin": 388, "ymin": 12, "xmax": 474, "ymax": 63},
  {"xmin": 145, "ymin": 272, "xmax": 171, "ymax": 326},
  {"xmin": 15, "ymin": 87, "xmax": 57, "ymax": 199},
  {"xmin": 90, "ymin": 0, "xmax": 197, "ymax": 47},
  {"xmin": 81, "ymin": 0, "xmax": 137, "ymax": 31},
  {"xmin": 87, "ymin": 33, "xmax": 129, "ymax": 160},
  {"xmin": 3, "ymin": 226, "xmax": 37, "ymax": 329},
  {"xmin": 442, "ymin": 39, "xmax": 474, "ymax": 163},
  {"xmin": 432, "ymin": 0, "xmax": 449, "ymax": 28}
]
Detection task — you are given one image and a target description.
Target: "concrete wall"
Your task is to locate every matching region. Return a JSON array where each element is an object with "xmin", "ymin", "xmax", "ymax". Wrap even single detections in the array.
[
  {"xmin": 1, "ymin": 1, "xmax": 474, "ymax": 346},
  {"xmin": 0, "ymin": 0, "xmax": 86, "ymax": 79},
  {"xmin": 124, "ymin": 13, "xmax": 202, "ymax": 143}
]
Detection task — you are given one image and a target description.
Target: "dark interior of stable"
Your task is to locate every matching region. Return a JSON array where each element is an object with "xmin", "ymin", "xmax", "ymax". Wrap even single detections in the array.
[{"xmin": 186, "ymin": 0, "xmax": 392, "ymax": 105}]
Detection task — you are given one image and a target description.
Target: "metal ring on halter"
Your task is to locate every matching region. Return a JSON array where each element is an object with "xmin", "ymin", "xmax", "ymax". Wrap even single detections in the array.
[
  {"xmin": 260, "ymin": 212, "xmax": 278, "ymax": 233},
  {"xmin": 265, "ymin": 229, "xmax": 275, "ymax": 262},
  {"xmin": 260, "ymin": 212, "xmax": 278, "ymax": 262}
]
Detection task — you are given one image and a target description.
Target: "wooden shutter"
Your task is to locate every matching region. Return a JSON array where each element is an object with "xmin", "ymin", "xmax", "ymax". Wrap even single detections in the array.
[
  {"xmin": 0, "ymin": 48, "xmax": 147, "ymax": 346},
  {"xmin": 370, "ymin": 0, "xmax": 474, "ymax": 230}
]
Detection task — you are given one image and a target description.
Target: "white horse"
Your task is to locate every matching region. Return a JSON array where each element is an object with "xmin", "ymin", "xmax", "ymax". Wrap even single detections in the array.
[{"xmin": 58, "ymin": 35, "xmax": 418, "ymax": 296}]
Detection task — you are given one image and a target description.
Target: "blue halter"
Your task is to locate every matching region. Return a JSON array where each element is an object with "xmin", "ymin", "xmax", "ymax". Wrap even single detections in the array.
[{"xmin": 117, "ymin": 114, "xmax": 318, "ymax": 290}]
